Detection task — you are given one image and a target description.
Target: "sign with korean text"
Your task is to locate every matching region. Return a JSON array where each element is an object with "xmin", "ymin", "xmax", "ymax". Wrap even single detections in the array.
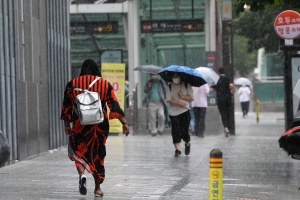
[
  {"xmin": 70, "ymin": 21, "xmax": 118, "ymax": 34},
  {"xmin": 141, "ymin": 19, "xmax": 204, "ymax": 33},
  {"xmin": 274, "ymin": 10, "xmax": 300, "ymax": 39},
  {"xmin": 209, "ymin": 168, "xmax": 223, "ymax": 200},
  {"xmin": 101, "ymin": 63, "xmax": 125, "ymax": 133}
]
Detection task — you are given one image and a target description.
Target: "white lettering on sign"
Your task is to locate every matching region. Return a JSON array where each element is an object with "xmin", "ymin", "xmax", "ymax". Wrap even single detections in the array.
[
  {"xmin": 143, "ymin": 24, "xmax": 152, "ymax": 32},
  {"xmin": 152, "ymin": 23, "xmax": 158, "ymax": 28},
  {"xmin": 274, "ymin": 10, "xmax": 300, "ymax": 39}
]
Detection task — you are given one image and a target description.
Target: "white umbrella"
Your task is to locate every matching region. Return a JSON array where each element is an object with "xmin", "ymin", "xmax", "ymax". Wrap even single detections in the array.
[
  {"xmin": 134, "ymin": 65, "xmax": 162, "ymax": 74},
  {"xmin": 195, "ymin": 67, "xmax": 219, "ymax": 86},
  {"xmin": 293, "ymin": 79, "xmax": 300, "ymax": 98},
  {"xmin": 234, "ymin": 77, "xmax": 252, "ymax": 86}
]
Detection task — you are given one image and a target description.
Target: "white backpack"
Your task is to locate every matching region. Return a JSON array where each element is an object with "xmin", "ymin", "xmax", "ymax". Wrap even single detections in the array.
[{"xmin": 73, "ymin": 77, "xmax": 104, "ymax": 125}]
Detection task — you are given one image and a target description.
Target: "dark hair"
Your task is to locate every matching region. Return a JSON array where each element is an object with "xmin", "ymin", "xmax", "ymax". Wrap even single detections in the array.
[
  {"xmin": 218, "ymin": 67, "xmax": 226, "ymax": 74},
  {"xmin": 80, "ymin": 59, "xmax": 101, "ymax": 77}
]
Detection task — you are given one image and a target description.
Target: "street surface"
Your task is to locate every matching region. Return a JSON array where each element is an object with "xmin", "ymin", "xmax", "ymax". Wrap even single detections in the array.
[{"xmin": 1, "ymin": 111, "xmax": 299, "ymax": 200}]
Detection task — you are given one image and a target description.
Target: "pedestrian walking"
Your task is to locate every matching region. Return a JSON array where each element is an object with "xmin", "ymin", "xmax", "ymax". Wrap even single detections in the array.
[
  {"xmin": 191, "ymin": 83, "xmax": 210, "ymax": 137},
  {"xmin": 165, "ymin": 73, "xmax": 194, "ymax": 157},
  {"xmin": 211, "ymin": 67, "xmax": 233, "ymax": 137},
  {"xmin": 60, "ymin": 59, "xmax": 130, "ymax": 197},
  {"xmin": 143, "ymin": 73, "xmax": 168, "ymax": 136},
  {"xmin": 238, "ymin": 85, "xmax": 251, "ymax": 117}
]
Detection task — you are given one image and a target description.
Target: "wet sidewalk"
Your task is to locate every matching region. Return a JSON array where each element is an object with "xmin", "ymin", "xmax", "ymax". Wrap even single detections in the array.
[{"xmin": 1, "ymin": 111, "xmax": 300, "ymax": 200}]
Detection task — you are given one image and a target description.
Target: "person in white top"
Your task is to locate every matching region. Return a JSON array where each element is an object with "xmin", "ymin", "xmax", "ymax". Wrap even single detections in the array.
[
  {"xmin": 191, "ymin": 83, "xmax": 210, "ymax": 137},
  {"xmin": 238, "ymin": 85, "xmax": 251, "ymax": 117},
  {"xmin": 165, "ymin": 73, "xmax": 194, "ymax": 157}
]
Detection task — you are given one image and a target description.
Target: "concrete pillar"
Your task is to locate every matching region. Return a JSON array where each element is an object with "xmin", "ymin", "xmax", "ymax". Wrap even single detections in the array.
[
  {"xmin": 205, "ymin": 0, "xmax": 216, "ymax": 52},
  {"xmin": 127, "ymin": 0, "xmax": 140, "ymax": 106}
]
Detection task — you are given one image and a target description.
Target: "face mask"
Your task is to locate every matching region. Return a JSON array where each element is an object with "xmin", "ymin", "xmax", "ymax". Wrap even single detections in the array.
[
  {"xmin": 151, "ymin": 75, "xmax": 158, "ymax": 79},
  {"xmin": 172, "ymin": 77, "xmax": 180, "ymax": 84}
]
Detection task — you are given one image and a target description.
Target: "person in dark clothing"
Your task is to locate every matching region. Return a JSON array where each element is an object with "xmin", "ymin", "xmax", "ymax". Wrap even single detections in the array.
[
  {"xmin": 61, "ymin": 59, "xmax": 130, "ymax": 197},
  {"xmin": 212, "ymin": 67, "xmax": 233, "ymax": 137}
]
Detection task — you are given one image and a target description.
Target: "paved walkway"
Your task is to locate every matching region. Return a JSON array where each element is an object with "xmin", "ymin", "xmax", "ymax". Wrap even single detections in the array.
[{"xmin": 1, "ymin": 111, "xmax": 300, "ymax": 200}]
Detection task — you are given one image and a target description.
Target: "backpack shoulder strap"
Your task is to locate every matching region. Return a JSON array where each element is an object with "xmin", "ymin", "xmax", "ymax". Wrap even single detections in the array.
[
  {"xmin": 73, "ymin": 77, "xmax": 101, "ymax": 92},
  {"xmin": 88, "ymin": 77, "xmax": 101, "ymax": 89}
]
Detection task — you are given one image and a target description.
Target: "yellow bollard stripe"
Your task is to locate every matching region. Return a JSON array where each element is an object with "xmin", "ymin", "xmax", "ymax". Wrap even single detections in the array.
[
  {"xmin": 210, "ymin": 158, "xmax": 223, "ymax": 162},
  {"xmin": 210, "ymin": 163, "xmax": 223, "ymax": 167}
]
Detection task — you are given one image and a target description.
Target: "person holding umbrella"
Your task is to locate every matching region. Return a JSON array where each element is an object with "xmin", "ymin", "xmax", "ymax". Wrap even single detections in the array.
[
  {"xmin": 238, "ymin": 85, "xmax": 251, "ymax": 117},
  {"xmin": 158, "ymin": 65, "xmax": 206, "ymax": 156},
  {"xmin": 165, "ymin": 73, "xmax": 194, "ymax": 156},
  {"xmin": 142, "ymin": 73, "xmax": 168, "ymax": 136}
]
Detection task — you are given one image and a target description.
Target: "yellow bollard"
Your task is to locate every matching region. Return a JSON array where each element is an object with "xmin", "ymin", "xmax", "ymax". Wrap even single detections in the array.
[
  {"xmin": 256, "ymin": 98, "xmax": 260, "ymax": 123},
  {"xmin": 209, "ymin": 148, "xmax": 223, "ymax": 200}
]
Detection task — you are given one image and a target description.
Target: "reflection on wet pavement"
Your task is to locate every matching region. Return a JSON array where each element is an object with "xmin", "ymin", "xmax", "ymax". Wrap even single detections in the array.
[{"xmin": 1, "ymin": 112, "xmax": 300, "ymax": 199}]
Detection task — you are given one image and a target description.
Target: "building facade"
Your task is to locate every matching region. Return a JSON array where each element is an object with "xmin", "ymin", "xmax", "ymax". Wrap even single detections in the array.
[{"xmin": 0, "ymin": 0, "xmax": 70, "ymax": 163}]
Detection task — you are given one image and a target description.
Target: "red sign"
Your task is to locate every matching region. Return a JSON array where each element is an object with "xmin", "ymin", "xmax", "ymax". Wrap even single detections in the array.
[
  {"xmin": 207, "ymin": 54, "xmax": 214, "ymax": 62},
  {"xmin": 274, "ymin": 10, "xmax": 300, "ymax": 39}
]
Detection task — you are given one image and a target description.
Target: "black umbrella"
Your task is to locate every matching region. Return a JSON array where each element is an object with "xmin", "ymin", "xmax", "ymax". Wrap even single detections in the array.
[{"xmin": 278, "ymin": 126, "xmax": 300, "ymax": 159}]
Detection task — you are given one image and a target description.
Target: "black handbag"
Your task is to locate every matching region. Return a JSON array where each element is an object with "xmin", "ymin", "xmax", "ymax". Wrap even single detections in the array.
[{"xmin": 0, "ymin": 131, "xmax": 11, "ymax": 167}]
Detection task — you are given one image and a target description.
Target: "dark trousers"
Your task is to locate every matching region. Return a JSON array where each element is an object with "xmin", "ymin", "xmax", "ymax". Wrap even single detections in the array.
[
  {"xmin": 169, "ymin": 110, "xmax": 191, "ymax": 144},
  {"xmin": 217, "ymin": 100, "xmax": 231, "ymax": 129},
  {"xmin": 193, "ymin": 107, "xmax": 207, "ymax": 136},
  {"xmin": 241, "ymin": 101, "xmax": 249, "ymax": 116}
]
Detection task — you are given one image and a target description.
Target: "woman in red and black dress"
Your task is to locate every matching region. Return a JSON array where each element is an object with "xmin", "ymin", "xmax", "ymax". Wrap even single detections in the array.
[{"xmin": 61, "ymin": 59, "xmax": 130, "ymax": 197}]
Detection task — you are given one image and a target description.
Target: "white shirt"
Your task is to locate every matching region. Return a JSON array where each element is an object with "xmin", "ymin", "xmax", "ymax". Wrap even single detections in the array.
[
  {"xmin": 238, "ymin": 86, "xmax": 251, "ymax": 102},
  {"xmin": 191, "ymin": 83, "xmax": 210, "ymax": 108},
  {"xmin": 166, "ymin": 82, "xmax": 194, "ymax": 116}
]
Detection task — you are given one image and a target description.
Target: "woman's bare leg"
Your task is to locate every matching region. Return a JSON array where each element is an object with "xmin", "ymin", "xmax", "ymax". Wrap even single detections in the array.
[
  {"xmin": 77, "ymin": 165, "xmax": 85, "ymax": 176},
  {"xmin": 94, "ymin": 181, "xmax": 103, "ymax": 195},
  {"xmin": 174, "ymin": 143, "xmax": 180, "ymax": 150}
]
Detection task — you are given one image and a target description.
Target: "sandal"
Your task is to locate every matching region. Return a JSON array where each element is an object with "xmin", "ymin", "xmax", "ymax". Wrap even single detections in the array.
[{"xmin": 94, "ymin": 190, "xmax": 104, "ymax": 197}]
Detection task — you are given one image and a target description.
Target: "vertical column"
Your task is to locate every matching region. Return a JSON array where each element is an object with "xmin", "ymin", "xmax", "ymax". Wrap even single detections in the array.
[
  {"xmin": 127, "ymin": 0, "xmax": 140, "ymax": 106},
  {"xmin": 205, "ymin": 0, "xmax": 217, "ymax": 106},
  {"xmin": 48, "ymin": 0, "xmax": 70, "ymax": 149},
  {"xmin": 209, "ymin": 0, "xmax": 216, "ymax": 52},
  {"xmin": 9, "ymin": 0, "xmax": 17, "ymax": 160},
  {"xmin": 3, "ymin": 0, "xmax": 12, "ymax": 157},
  {"xmin": 58, "ymin": 0, "xmax": 63, "ymax": 147},
  {"xmin": 54, "ymin": 0, "xmax": 59, "ymax": 148},
  {"xmin": 222, "ymin": 0, "xmax": 235, "ymax": 135},
  {"xmin": 48, "ymin": 0, "xmax": 55, "ymax": 149},
  {"xmin": 0, "ymin": 0, "xmax": 5, "ymax": 137},
  {"xmin": 283, "ymin": 46, "xmax": 293, "ymax": 131},
  {"xmin": 63, "ymin": 0, "xmax": 70, "ymax": 145},
  {"xmin": 205, "ymin": 0, "xmax": 210, "ymax": 51}
]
